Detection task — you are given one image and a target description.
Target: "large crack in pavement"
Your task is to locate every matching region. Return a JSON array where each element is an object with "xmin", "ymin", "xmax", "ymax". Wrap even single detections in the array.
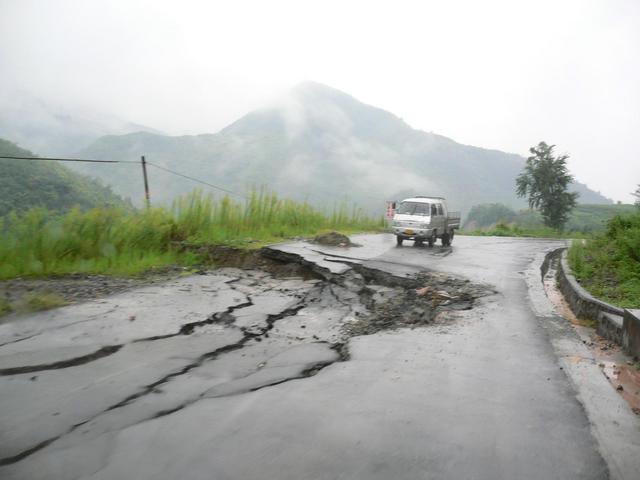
[
  {"xmin": 0, "ymin": 244, "xmax": 492, "ymax": 469},
  {"xmin": 149, "ymin": 341, "xmax": 349, "ymax": 419},
  {"xmin": 0, "ymin": 293, "xmax": 311, "ymax": 465},
  {"xmin": 133, "ymin": 298, "xmax": 254, "ymax": 342},
  {"xmin": 0, "ymin": 297, "xmax": 256, "ymax": 376},
  {"xmin": 0, "ymin": 345, "xmax": 123, "ymax": 376},
  {"xmin": 262, "ymin": 246, "xmax": 495, "ymax": 337}
]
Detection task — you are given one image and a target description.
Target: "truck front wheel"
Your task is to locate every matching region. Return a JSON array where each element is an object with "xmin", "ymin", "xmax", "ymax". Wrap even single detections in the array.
[
  {"xmin": 396, "ymin": 236, "xmax": 403, "ymax": 246},
  {"xmin": 427, "ymin": 233, "xmax": 435, "ymax": 248}
]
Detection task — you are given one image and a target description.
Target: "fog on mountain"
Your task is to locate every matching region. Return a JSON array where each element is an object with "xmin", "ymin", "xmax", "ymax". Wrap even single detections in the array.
[{"xmin": 2, "ymin": 83, "xmax": 610, "ymax": 215}]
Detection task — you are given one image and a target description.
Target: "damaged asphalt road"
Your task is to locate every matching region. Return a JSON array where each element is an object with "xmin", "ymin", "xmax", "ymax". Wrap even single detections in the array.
[{"xmin": 1, "ymin": 234, "xmax": 639, "ymax": 479}]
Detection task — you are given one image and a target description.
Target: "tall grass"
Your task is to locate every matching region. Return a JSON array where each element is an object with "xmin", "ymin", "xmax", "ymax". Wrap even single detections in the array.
[
  {"xmin": 0, "ymin": 190, "xmax": 384, "ymax": 279},
  {"xmin": 0, "ymin": 207, "xmax": 183, "ymax": 278},
  {"xmin": 172, "ymin": 190, "xmax": 380, "ymax": 244}
]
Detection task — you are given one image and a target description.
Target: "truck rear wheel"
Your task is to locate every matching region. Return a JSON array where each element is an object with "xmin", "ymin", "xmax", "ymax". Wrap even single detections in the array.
[
  {"xmin": 442, "ymin": 230, "xmax": 454, "ymax": 246},
  {"xmin": 396, "ymin": 236, "xmax": 403, "ymax": 246}
]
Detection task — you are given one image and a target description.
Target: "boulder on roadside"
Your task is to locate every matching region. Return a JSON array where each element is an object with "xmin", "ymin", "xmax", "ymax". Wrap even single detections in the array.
[{"xmin": 313, "ymin": 231, "xmax": 352, "ymax": 247}]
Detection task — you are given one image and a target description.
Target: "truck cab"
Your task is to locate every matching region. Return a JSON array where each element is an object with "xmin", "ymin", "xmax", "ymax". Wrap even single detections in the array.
[{"xmin": 391, "ymin": 196, "xmax": 460, "ymax": 247}]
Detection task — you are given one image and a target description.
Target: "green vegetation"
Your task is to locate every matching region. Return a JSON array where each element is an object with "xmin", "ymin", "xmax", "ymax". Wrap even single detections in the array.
[
  {"xmin": 23, "ymin": 292, "xmax": 68, "ymax": 311},
  {"xmin": 462, "ymin": 221, "xmax": 587, "ymax": 239},
  {"xmin": 464, "ymin": 203, "xmax": 517, "ymax": 229},
  {"xmin": 0, "ymin": 189, "xmax": 384, "ymax": 279},
  {"xmin": 0, "ymin": 293, "xmax": 69, "ymax": 318},
  {"xmin": 558, "ymin": 204, "xmax": 638, "ymax": 232},
  {"xmin": 516, "ymin": 142, "xmax": 579, "ymax": 230},
  {"xmin": 0, "ymin": 298, "xmax": 12, "ymax": 316},
  {"xmin": 464, "ymin": 203, "xmax": 637, "ymax": 235},
  {"xmin": 0, "ymin": 138, "xmax": 130, "ymax": 216},
  {"xmin": 568, "ymin": 212, "xmax": 640, "ymax": 308}
]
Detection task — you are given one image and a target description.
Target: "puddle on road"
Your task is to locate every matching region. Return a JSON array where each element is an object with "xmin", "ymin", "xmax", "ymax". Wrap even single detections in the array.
[{"xmin": 543, "ymin": 257, "xmax": 640, "ymax": 414}]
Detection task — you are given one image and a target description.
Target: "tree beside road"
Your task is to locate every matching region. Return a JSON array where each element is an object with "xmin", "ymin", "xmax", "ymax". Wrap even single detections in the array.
[{"xmin": 516, "ymin": 142, "xmax": 579, "ymax": 230}]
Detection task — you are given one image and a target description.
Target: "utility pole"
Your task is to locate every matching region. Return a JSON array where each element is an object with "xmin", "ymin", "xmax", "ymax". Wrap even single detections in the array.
[{"xmin": 141, "ymin": 155, "xmax": 150, "ymax": 208}]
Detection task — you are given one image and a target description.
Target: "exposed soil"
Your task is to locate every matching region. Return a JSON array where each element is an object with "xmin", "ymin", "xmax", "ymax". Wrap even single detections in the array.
[
  {"xmin": 344, "ymin": 272, "xmax": 494, "ymax": 337},
  {"xmin": 197, "ymin": 245, "xmax": 321, "ymax": 279},
  {"xmin": 178, "ymin": 245, "xmax": 498, "ymax": 341},
  {"xmin": 572, "ymin": 328, "xmax": 640, "ymax": 414}
]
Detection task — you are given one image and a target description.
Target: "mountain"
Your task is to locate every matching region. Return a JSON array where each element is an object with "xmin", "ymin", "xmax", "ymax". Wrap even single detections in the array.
[
  {"xmin": 0, "ymin": 92, "xmax": 163, "ymax": 156},
  {"xmin": 73, "ymin": 82, "xmax": 611, "ymax": 213},
  {"xmin": 0, "ymin": 138, "xmax": 130, "ymax": 216}
]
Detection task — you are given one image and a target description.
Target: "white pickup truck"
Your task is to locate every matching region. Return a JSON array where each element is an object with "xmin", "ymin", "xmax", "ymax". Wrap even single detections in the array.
[{"xmin": 391, "ymin": 196, "xmax": 461, "ymax": 247}]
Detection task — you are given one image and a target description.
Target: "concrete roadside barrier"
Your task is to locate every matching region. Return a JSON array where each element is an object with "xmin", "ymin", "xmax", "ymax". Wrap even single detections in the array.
[
  {"xmin": 556, "ymin": 248, "xmax": 640, "ymax": 357},
  {"xmin": 622, "ymin": 309, "xmax": 640, "ymax": 358}
]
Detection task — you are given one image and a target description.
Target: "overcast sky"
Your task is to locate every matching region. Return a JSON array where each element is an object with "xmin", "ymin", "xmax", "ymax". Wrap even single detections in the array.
[{"xmin": 1, "ymin": 0, "xmax": 639, "ymax": 202}]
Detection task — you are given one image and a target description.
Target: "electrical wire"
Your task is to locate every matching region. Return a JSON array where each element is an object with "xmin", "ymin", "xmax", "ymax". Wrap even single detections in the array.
[
  {"xmin": 1, "ymin": 154, "xmax": 382, "ymax": 205},
  {"xmin": 1, "ymin": 154, "xmax": 246, "ymax": 199},
  {"xmin": 0, "ymin": 155, "xmax": 138, "ymax": 164},
  {"xmin": 145, "ymin": 162, "xmax": 245, "ymax": 198}
]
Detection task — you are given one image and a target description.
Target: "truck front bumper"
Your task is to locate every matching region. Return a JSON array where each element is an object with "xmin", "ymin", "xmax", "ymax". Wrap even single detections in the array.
[{"xmin": 393, "ymin": 227, "xmax": 434, "ymax": 239}]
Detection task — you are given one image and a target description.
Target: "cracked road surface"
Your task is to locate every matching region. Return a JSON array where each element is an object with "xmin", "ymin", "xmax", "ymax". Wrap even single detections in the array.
[{"xmin": 1, "ymin": 234, "xmax": 639, "ymax": 479}]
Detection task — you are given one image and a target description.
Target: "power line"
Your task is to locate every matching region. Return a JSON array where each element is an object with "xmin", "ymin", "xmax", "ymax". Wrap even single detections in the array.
[
  {"xmin": 0, "ymin": 155, "xmax": 138, "ymax": 164},
  {"xmin": 1, "ymin": 153, "xmax": 381, "ymax": 206},
  {"xmin": 0, "ymin": 153, "xmax": 245, "ymax": 201},
  {"xmin": 146, "ymin": 162, "xmax": 245, "ymax": 198},
  {"xmin": 148, "ymin": 162, "xmax": 377, "ymax": 206}
]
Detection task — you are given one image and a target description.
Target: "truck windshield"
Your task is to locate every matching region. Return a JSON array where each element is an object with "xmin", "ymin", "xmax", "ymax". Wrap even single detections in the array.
[{"xmin": 397, "ymin": 201, "xmax": 430, "ymax": 216}]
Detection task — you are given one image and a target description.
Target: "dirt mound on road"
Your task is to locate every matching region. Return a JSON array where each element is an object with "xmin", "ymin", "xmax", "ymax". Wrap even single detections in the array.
[{"xmin": 313, "ymin": 231, "xmax": 353, "ymax": 247}]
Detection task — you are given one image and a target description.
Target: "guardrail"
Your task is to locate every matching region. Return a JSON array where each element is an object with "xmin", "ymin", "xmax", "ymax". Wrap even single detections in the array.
[{"xmin": 556, "ymin": 248, "xmax": 640, "ymax": 357}]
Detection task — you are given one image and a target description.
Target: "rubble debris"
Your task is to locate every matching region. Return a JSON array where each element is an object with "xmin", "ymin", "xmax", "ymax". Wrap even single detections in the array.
[{"xmin": 343, "ymin": 274, "xmax": 491, "ymax": 337}]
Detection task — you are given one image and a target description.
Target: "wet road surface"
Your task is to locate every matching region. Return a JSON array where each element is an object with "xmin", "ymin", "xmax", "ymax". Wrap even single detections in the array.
[{"xmin": 1, "ymin": 234, "xmax": 639, "ymax": 479}]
